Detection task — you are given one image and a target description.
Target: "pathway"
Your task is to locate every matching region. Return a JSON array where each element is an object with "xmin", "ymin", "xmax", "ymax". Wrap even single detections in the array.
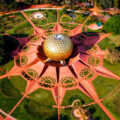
[
  {"xmin": 21, "ymin": 11, "xmax": 45, "ymax": 36},
  {"xmin": 71, "ymin": 13, "xmax": 92, "ymax": 36}
]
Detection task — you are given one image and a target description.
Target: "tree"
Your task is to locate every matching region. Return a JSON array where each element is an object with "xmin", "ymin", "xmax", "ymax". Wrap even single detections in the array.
[
  {"xmin": 105, "ymin": 48, "xmax": 120, "ymax": 64},
  {"xmin": 95, "ymin": 0, "xmax": 114, "ymax": 9},
  {"xmin": 113, "ymin": 0, "xmax": 119, "ymax": 8},
  {"xmin": 24, "ymin": 0, "xmax": 33, "ymax": 5},
  {"xmin": 62, "ymin": 6, "xmax": 67, "ymax": 14},
  {"xmin": 103, "ymin": 15, "xmax": 120, "ymax": 34},
  {"xmin": 0, "ymin": 36, "xmax": 5, "ymax": 64}
]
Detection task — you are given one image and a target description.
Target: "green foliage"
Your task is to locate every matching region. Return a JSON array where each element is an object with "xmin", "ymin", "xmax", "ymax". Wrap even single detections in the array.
[
  {"xmin": 105, "ymin": 48, "xmax": 120, "ymax": 64},
  {"xmin": 60, "ymin": 108, "xmax": 77, "ymax": 120},
  {"xmin": 103, "ymin": 87, "xmax": 120, "ymax": 120},
  {"xmin": 98, "ymin": 37, "xmax": 116, "ymax": 50},
  {"xmin": 113, "ymin": 0, "xmax": 119, "ymax": 8},
  {"xmin": 40, "ymin": 23, "xmax": 55, "ymax": 29},
  {"xmin": 96, "ymin": 0, "xmax": 113, "ymax": 9},
  {"xmin": 0, "ymin": 0, "xmax": 120, "ymax": 13},
  {"xmin": 0, "ymin": 77, "xmax": 21, "ymax": 97},
  {"xmin": 61, "ymin": 16, "xmax": 71, "ymax": 22},
  {"xmin": 62, "ymin": 7, "xmax": 68, "ymax": 14},
  {"xmin": 1, "ymin": 60, "xmax": 14, "ymax": 72},
  {"xmin": 85, "ymin": 15, "xmax": 100, "ymax": 25},
  {"xmin": 74, "ymin": 13, "xmax": 88, "ymax": 24},
  {"xmin": 62, "ymin": 89, "xmax": 93, "ymax": 106},
  {"xmin": 109, "ymin": 34, "xmax": 120, "ymax": 47},
  {"xmin": 93, "ymin": 76, "xmax": 120, "ymax": 99},
  {"xmin": 0, "ymin": 35, "xmax": 19, "ymax": 53},
  {"xmin": 0, "ymin": 1, "xmax": 18, "ymax": 12},
  {"xmin": 103, "ymin": 59, "xmax": 120, "ymax": 76},
  {"xmin": 0, "ymin": 12, "xmax": 26, "ymax": 34},
  {"xmin": 7, "ymin": 21, "xmax": 33, "ymax": 37},
  {"xmin": 10, "ymin": 76, "xmax": 27, "ymax": 92},
  {"xmin": 0, "ymin": 56, "xmax": 3, "ymax": 63},
  {"xmin": 25, "ymin": 9, "xmax": 57, "ymax": 27},
  {"xmin": 86, "ymin": 104, "xmax": 110, "ymax": 120},
  {"xmin": 47, "ymin": 10, "xmax": 57, "ymax": 23},
  {"xmin": 0, "ymin": 35, "xmax": 4, "ymax": 63},
  {"xmin": 103, "ymin": 15, "xmax": 120, "ymax": 34},
  {"xmin": 0, "ymin": 35, "xmax": 18, "ymax": 65}
]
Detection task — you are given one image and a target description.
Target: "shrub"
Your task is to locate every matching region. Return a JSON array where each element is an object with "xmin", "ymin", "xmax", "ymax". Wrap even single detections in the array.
[
  {"xmin": 105, "ymin": 48, "xmax": 120, "ymax": 64},
  {"xmin": 103, "ymin": 15, "xmax": 120, "ymax": 34},
  {"xmin": 62, "ymin": 7, "xmax": 68, "ymax": 14}
]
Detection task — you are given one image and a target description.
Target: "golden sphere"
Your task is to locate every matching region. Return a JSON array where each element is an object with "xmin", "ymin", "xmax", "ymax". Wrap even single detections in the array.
[{"xmin": 43, "ymin": 33, "xmax": 73, "ymax": 61}]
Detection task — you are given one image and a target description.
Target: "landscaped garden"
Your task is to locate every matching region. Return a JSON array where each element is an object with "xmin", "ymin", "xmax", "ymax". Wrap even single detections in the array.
[
  {"xmin": 103, "ymin": 87, "xmax": 120, "ymax": 120},
  {"xmin": 7, "ymin": 21, "xmax": 33, "ymax": 37},
  {"xmin": 0, "ymin": 12, "xmax": 26, "ymax": 34},
  {"xmin": 0, "ymin": 77, "xmax": 57, "ymax": 120},
  {"xmin": 61, "ymin": 89, "xmax": 110, "ymax": 120},
  {"xmin": 98, "ymin": 37, "xmax": 116, "ymax": 50},
  {"xmin": 25, "ymin": 9, "xmax": 57, "ymax": 28},
  {"xmin": 0, "ymin": 5, "xmax": 120, "ymax": 120},
  {"xmin": 93, "ymin": 76, "xmax": 120, "ymax": 99},
  {"xmin": 103, "ymin": 59, "xmax": 120, "ymax": 76}
]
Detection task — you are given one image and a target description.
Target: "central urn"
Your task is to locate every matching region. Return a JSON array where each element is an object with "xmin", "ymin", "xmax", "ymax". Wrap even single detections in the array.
[{"xmin": 43, "ymin": 33, "xmax": 73, "ymax": 61}]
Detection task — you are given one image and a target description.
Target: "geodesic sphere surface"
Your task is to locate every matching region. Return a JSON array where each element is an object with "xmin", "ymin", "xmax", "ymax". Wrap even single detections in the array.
[{"xmin": 43, "ymin": 33, "xmax": 73, "ymax": 61}]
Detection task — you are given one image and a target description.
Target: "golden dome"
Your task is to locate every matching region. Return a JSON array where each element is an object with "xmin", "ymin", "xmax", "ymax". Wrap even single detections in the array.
[{"xmin": 43, "ymin": 33, "xmax": 73, "ymax": 61}]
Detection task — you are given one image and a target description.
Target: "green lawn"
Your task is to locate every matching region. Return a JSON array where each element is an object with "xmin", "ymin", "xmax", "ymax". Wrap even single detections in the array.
[
  {"xmin": 1, "ymin": 60, "xmax": 14, "ymax": 72},
  {"xmin": 60, "ymin": 104, "xmax": 110, "ymax": 120},
  {"xmin": 0, "ymin": 88, "xmax": 21, "ymax": 114},
  {"xmin": 86, "ymin": 104, "xmax": 110, "ymax": 120},
  {"xmin": 62, "ymin": 89, "xmax": 93, "ymax": 106},
  {"xmin": 60, "ymin": 108, "xmax": 77, "ymax": 120},
  {"xmin": 60, "ymin": 23, "xmax": 77, "ymax": 30},
  {"xmin": 103, "ymin": 87, "xmax": 120, "ymax": 120},
  {"xmin": 40, "ymin": 23, "xmax": 55, "ymax": 29},
  {"xmin": 0, "ymin": 77, "xmax": 30, "ymax": 120},
  {"xmin": 86, "ymin": 27, "xmax": 103, "ymax": 33},
  {"xmin": 73, "ymin": 13, "xmax": 88, "ymax": 24},
  {"xmin": 0, "ymin": 12, "xmax": 26, "ymax": 33},
  {"xmin": 85, "ymin": 15, "xmax": 100, "ymax": 26},
  {"xmin": 92, "ymin": 76, "xmax": 120, "ymax": 99},
  {"xmin": 0, "ymin": 69, "xmax": 6, "ymax": 76},
  {"xmin": 103, "ymin": 59, "xmax": 120, "ymax": 76},
  {"xmin": 0, "ymin": 77, "xmax": 21, "ymax": 97},
  {"xmin": 27, "ymin": 88, "xmax": 57, "ymax": 120},
  {"xmin": 0, "ymin": 76, "xmax": 57, "ymax": 120},
  {"xmin": 25, "ymin": 9, "xmax": 57, "ymax": 27},
  {"xmin": 61, "ymin": 89, "xmax": 109, "ymax": 120},
  {"xmin": 10, "ymin": 76, "xmax": 27, "ymax": 92},
  {"xmin": 32, "ymin": 19, "xmax": 47, "ymax": 27},
  {"xmin": 41, "ymin": 9, "xmax": 57, "ymax": 23},
  {"xmin": 24, "ymin": 10, "xmax": 39, "ymax": 17},
  {"xmin": 98, "ymin": 37, "xmax": 116, "ymax": 50},
  {"xmin": 58, "ymin": 10, "xmax": 64, "ymax": 22},
  {"xmin": 59, "ymin": 10, "xmax": 88, "ymax": 24},
  {"xmin": 109, "ymin": 34, "xmax": 120, "ymax": 47},
  {"xmin": 0, "ymin": 77, "xmax": 22, "ymax": 114},
  {"xmin": 61, "ymin": 89, "xmax": 92, "ymax": 120},
  {"xmin": 61, "ymin": 16, "xmax": 71, "ymax": 22},
  {"xmin": 7, "ymin": 21, "xmax": 33, "ymax": 37}
]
